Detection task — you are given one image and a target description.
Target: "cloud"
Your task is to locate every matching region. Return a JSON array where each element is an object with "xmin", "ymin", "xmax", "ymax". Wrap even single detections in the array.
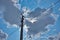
[
  {"xmin": 23, "ymin": 24, "xmax": 29, "ymax": 32},
  {"xmin": 25, "ymin": 17, "xmax": 38, "ymax": 23},
  {"xmin": 25, "ymin": 7, "xmax": 56, "ymax": 36},
  {"xmin": 48, "ymin": 32, "xmax": 60, "ymax": 40},
  {"xmin": 0, "ymin": 0, "xmax": 59, "ymax": 39},
  {"xmin": 4, "ymin": 22, "xmax": 19, "ymax": 28},
  {"xmin": 0, "ymin": 6, "xmax": 5, "ymax": 14},
  {"xmin": 0, "ymin": 0, "xmax": 22, "ymax": 29},
  {"xmin": 0, "ymin": 0, "xmax": 22, "ymax": 26},
  {"xmin": 48, "ymin": 36, "xmax": 55, "ymax": 40},
  {"xmin": 12, "ymin": 0, "xmax": 21, "ymax": 10},
  {"xmin": 0, "ymin": 6, "xmax": 6, "ymax": 18},
  {"xmin": 0, "ymin": 29, "xmax": 8, "ymax": 40},
  {"xmin": 13, "ymin": 3, "xmax": 21, "ymax": 10},
  {"xmin": 12, "ymin": 0, "xmax": 19, "ymax": 3},
  {"xmin": 22, "ymin": 7, "xmax": 30, "ymax": 17}
]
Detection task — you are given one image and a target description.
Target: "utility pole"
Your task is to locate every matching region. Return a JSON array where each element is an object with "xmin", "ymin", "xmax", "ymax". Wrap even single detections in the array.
[{"xmin": 20, "ymin": 14, "xmax": 24, "ymax": 40}]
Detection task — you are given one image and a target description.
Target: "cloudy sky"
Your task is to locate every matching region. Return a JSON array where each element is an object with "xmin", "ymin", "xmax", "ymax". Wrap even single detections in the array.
[{"xmin": 0, "ymin": 0, "xmax": 60, "ymax": 40}]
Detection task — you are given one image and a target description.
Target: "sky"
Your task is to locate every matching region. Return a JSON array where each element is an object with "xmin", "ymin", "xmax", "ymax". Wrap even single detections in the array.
[{"xmin": 0, "ymin": 0, "xmax": 60, "ymax": 40}]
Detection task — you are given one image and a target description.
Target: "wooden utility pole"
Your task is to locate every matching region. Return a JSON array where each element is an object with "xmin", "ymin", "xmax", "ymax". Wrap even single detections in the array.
[{"xmin": 20, "ymin": 14, "xmax": 24, "ymax": 40}]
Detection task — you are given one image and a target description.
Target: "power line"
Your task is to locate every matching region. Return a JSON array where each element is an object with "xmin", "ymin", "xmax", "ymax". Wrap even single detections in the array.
[
  {"xmin": 37, "ymin": 0, "xmax": 60, "ymax": 19},
  {"xmin": 9, "ymin": 0, "xmax": 60, "ymax": 40},
  {"xmin": 9, "ymin": 29, "xmax": 19, "ymax": 37}
]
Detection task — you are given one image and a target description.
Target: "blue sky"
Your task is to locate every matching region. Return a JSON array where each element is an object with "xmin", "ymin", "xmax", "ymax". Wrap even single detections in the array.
[{"xmin": 0, "ymin": 0, "xmax": 60, "ymax": 40}]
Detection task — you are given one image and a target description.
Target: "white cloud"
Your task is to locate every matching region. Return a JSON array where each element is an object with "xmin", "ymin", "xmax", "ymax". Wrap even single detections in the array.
[
  {"xmin": 25, "ymin": 17, "xmax": 38, "ymax": 23},
  {"xmin": 12, "ymin": 0, "xmax": 19, "ymax": 3},
  {"xmin": 22, "ymin": 7, "xmax": 27, "ymax": 12},
  {"xmin": 14, "ymin": 4, "xmax": 21, "ymax": 10},
  {"xmin": 0, "ymin": 29, "xmax": 8, "ymax": 40},
  {"xmin": 4, "ymin": 21, "xmax": 19, "ymax": 28},
  {"xmin": 26, "ymin": 7, "xmax": 57, "ymax": 37},
  {"xmin": 1, "ymin": 0, "xmax": 21, "ymax": 26},
  {"xmin": 34, "ymin": 32, "xmax": 41, "ymax": 38},
  {"xmin": 0, "ymin": 6, "xmax": 6, "ymax": 13},
  {"xmin": 24, "ymin": 25, "xmax": 29, "ymax": 32},
  {"xmin": 12, "ymin": 24, "xmax": 19, "ymax": 28},
  {"xmin": 0, "ymin": 6, "xmax": 6, "ymax": 18},
  {"xmin": 12, "ymin": 0, "xmax": 21, "ymax": 10},
  {"xmin": 48, "ymin": 32, "xmax": 60, "ymax": 40},
  {"xmin": 22, "ymin": 7, "xmax": 30, "ymax": 17}
]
